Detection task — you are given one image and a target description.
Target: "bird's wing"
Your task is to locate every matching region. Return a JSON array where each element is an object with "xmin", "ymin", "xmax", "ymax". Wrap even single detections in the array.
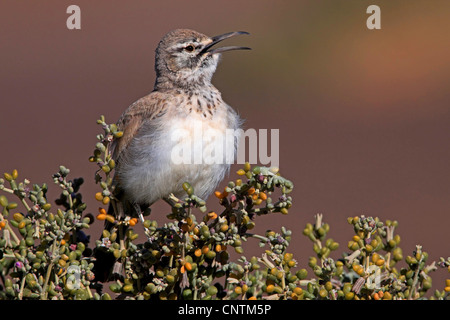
[{"xmin": 111, "ymin": 91, "xmax": 168, "ymax": 163}]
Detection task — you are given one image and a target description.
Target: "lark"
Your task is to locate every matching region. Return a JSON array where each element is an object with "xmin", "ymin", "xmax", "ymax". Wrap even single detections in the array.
[{"xmin": 110, "ymin": 29, "xmax": 250, "ymax": 218}]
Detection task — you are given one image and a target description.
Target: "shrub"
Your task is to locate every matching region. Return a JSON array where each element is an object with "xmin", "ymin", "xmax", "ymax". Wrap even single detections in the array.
[{"xmin": 0, "ymin": 116, "xmax": 448, "ymax": 300}]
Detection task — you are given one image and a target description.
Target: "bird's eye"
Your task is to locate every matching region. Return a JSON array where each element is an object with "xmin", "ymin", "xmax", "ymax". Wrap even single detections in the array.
[{"xmin": 184, "ymin": 45, "xmax": 195, "ymax": 52}]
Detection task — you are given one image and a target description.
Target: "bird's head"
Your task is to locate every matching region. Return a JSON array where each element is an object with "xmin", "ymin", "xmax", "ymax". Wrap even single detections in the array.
[{"xmin": 154, "ymin": 29, "xmax": 250, "ymax": 90}]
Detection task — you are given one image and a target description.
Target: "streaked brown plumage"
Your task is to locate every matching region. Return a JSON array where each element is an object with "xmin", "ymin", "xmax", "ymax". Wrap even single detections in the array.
[{"xmin": 110, "ymin": 29, "xmax": 250, "ymax": 216}]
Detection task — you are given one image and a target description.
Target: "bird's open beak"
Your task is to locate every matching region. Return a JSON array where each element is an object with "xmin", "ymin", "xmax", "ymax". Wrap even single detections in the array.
[{"xmin": 201, "ymin": 31, "xmax": 251, "ymax": 55}]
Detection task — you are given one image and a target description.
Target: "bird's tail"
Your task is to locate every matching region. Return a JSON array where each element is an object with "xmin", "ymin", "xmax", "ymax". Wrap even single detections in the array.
[{"xmin": 92, "ymin": 195, "xmax": 150, "ymax": 282}]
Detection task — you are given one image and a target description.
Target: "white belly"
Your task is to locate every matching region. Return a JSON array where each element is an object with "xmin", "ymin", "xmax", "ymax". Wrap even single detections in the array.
[{"xmin": 120, "ymin": 111, "xmax": 240, "ymax": 205}]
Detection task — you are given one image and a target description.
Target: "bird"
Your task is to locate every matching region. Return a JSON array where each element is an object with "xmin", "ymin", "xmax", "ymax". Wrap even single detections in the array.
[
  {"xmin": 109, "ymin": 29, "xmax": 250, "ymax": 220},
  {"xmin": 93, "ymin": 29, "xmax": 250, "ymax": 282}
]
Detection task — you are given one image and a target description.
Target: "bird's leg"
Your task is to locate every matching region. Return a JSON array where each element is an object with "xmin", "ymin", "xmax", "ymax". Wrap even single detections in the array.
[
  {"xmin": 111, "ymin": 198, "xmax": 124, "ymax": 220},
  {"xmin": 132, "ymin": 202, "xmax": 154, "ymax": 242},
  {"xmin": 132, "ymin": 203, "xmax": 147, "ymax": 223}
]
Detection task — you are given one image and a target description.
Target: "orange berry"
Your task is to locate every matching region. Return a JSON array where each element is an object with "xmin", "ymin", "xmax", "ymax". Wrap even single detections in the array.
[
  {"xmin": 215, "ymin": 244, "xmax": 227, "ymax": 252},
  {"xmin": 266, "ymin": 284, "xmax": 275, "ymax": 293},
  {"xmin": 207, "ymin": 212, "xmax": 218, "ymax": 220},
  {"xmin": 96, "ymin": 213, "xmax": 107, "ymax": 221},
  {"xmin": 373, "ymin": 292, "xmax": 380, "ymax": 300},
  {"xmin": 213, "ymin": 190, "xmax": 228, "ymax": 199},
  {"xmin": 180, "ymin": 265, "xmax": 185, "ymax": 274},
  {"xmin": 60, "ymin": 239, "xmax": 66, "ymax": 245},
  {"xmin": 247, "ymin": 187, "xmax": 255, "ymax": 195},
  {"xmin": 184, "ymin": 262, "xmax": 192, "ymax": 272},
  {"xmin": 95, "ymin": 192, "xmax": 103, "ymax": 201},
  {"xmin": 383, "ymin": 292, "xmax": 392, "ymax": 300},
  {"xmin": 202, "ymin": 246, "xmax": 209, "ymax": 254},
  {"xmin": 259, "ymin": 192, "xmax": 267, "ymax": 200},
  {"xmin": 293, "ymin": 287, "xmax": 303, "ymax": 295},
  {"xmin": 98, "ymin": 207, "xmax": 107, "ymax": 215},
  {"xmin": 194, "ymin": 248, "xmax": 202, "ymax": 257},
  {"xmin": 0, "ymin": 221, "xmax": 6, "ymax": 228},
  {"xmin": 105, "ymin": 214, "xmax": 115, "ymax": 223},
  {"xmin": 129, "ymin": 218, "xmax": 138, "ymax": 226},
  {"xmin": 376, "ymin": 259, "xmax": 385, "ymax": 267},
  {"xmin": 248, "ymin": 296, "xmax": 257, "ymax": 300}
]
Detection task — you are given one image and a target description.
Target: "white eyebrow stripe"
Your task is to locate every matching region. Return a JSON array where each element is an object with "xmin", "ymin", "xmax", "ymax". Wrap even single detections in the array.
[{"xmin": 173, "ymin": 41, "xmax": 201, "ymax": 50}]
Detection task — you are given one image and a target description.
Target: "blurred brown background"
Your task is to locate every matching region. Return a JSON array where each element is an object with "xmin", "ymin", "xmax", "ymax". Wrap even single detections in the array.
[{"xmin": 1, "ymin": 1, "xmax": 449, "ymax": 289}]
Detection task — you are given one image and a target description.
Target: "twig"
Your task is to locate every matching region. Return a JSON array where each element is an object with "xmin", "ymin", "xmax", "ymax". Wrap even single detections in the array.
[
  {"xmin": 41, "ymin": 241, "xmax": 58, "ymax": 300},
  {"xmin": 18, "ymin": 275, "xmax": 26, "ymax": 300}
]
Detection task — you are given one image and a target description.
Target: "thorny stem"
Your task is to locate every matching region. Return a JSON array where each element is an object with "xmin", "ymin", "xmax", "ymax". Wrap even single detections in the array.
[
  {"xmin": 313, "ymin": 214, "xmax": 325, "ymax": 267},
  {"xmin": 408, "ymin": 245, "xmax": 423, "ymax": 300},
  {"xmin": 169, "ymin": 253, "xmax": 174, "ymax": 268},
  {"xmin": 315, "ymin": 213, "xmax": 323, "ymax": 230},
  {"xmin": 0, "ymin": 185, "xmax": 31, "ymax": 242},
  {"xmin": 190, "ymin": 265, "xmax": 202, "ymax": 301},
  {"xmin": 84, "ymin": 282, "xmax": 94, "ymax": 299},
  {"xmin": 385, "ymin": 252, "xmax": 392, "ymax": 271},
  {"xmin": 315, "ymin": 239, "xmax": 324, "ymax": 267},
  {"xmin": 118, "ymin": 224, "xmax": 125, "ymax": 250},
  {"xmin": 41, "ymin": 241, "xmax": 58, "ymax": 300},
  {"xmin": 20, "ymin": 197, "xmax": 32, "ymax": 213},
  {"xmin": 280, "ymin": 269, "xmax": 286, "ymax": 296},
  {"xmin": 422, "ymin": 261, "xmax": 437, "ymax": 275},
  {"xmin": 0, "ymin": 186, "xmax": 14, "ymax": 194},
  {"xmin": 409, "ymin": 266, "xmax": 420, "ymax": 300},
  {"xmin": 386, "ymin": 226, "xmax": 395, "ymax": 242},
  {"xmin": 67, "ymin": 190, "xmax": 74, "ymax": 209},
  {"xmin": 364, "ymin": 254, "xmax": 370, "ymax": 272},
  {"xmin": 5, "ymin": 221, "xmax": 20, "ymax": 245},
  {"xmin": 259, "ymin": 253, "xmax": 275, "ymax": 269},
  {"xmin": 245, "ymin": 233, "xmax": 269, "ymax": 243},
  {"xmin": 18, "ymin": 275, "xmax": 26, "ymax": 300},
  {"xmin": 345, "ymin": 249, "xmax": 361, "ymax": 263}
]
